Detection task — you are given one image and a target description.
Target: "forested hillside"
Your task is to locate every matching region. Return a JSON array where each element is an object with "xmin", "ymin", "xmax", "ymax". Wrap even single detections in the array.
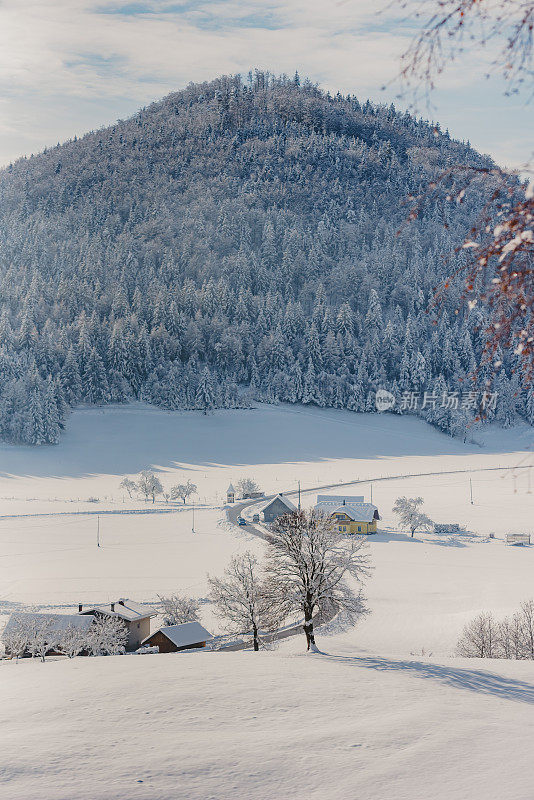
[{"xmin": 0, "ymin": 71, "xmax": 528, "ymax": 444}]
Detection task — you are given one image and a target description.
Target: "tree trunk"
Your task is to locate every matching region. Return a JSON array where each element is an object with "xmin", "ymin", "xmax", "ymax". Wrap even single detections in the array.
[
  {"xmin": 253, "ymin": 624, "xmax": 259, "ymax": 651},
  {"xmin": 303, "ymin": 613, "xmax": 316, "ymax": 651}
]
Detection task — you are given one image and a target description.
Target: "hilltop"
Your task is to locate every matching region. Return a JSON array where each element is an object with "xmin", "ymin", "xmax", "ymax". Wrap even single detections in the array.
[{"xmin": 0, "ymin": 71, "xmax": 525, "ymax": 445}]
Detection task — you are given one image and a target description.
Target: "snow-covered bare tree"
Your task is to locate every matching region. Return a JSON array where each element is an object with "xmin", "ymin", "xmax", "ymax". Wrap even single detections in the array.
[
  {"xmin": 265, "ymin": 510, "xmax": 371, "ymax": 651},
  {"xmin": 236, "ymin": 478, "xmax": 261, "ymax": 498},
  {"xmin": 170, "ymin": 480, "xmax": 197, "ymax": 504},
  {"xmin": 456, "ymin": 611, "xmax": 499, "ymax": 658},
  {"xmin": 26, "ymin": 618, "xmax": 56, "ymax": 662},
  {"xmin": 87, "ymin": 615, "xmax": 128, "ymax": 656},
  {"xmin": 158, "ymin": 594, "xmax": 201, "ymax": 626},
  {"xmin": 120, "ymin": 477, "xmax": 137, "ymax": 498},
  {"xmin": 136, "ymin": 470, "xmax": 163, "ymax": 503},
  {"xmin": 208, "ymin": 551, "xmax": 285, "ymax": 650},
  {"xmin": 2, "ymin": 616, "xmax": 32, "ymax": 661},
  {"xmin": 392, "ymin": 0, "xmax": 534, "ymax": 381},
  {"xmin": 56, "ymin": 624, "xmax": 89, "ymax": 659},
  {"xmin": 392, "ymin": 496, "xmax": 433, "ymax": 537}
]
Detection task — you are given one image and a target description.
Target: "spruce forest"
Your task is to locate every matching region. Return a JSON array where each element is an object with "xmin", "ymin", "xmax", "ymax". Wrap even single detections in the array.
[{"xmin": 0, "ymin": 71, "xmax": 528, "ymax": 445}]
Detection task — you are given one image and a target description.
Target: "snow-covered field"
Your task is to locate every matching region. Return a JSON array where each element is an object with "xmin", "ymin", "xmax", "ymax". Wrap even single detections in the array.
[{"xmin": 1, "ymin": 403, "xmax": 533, "ymax": 799}]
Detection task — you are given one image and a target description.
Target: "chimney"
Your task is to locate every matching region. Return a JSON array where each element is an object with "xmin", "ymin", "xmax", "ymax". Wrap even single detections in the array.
[
  {"xmin": 111, "ymin": 602, "xmax": 115, "ymax": 612},
  {"xmin": 343, "ymin": 499, "xmax": 346, "ymax": 505},
  {"xmin": 118, "ymin": 599, "xmax": 126, "ymax": 606},
  {"xmin": 78, "ymin": 603, "xmax": 83, "ymax": 612}
]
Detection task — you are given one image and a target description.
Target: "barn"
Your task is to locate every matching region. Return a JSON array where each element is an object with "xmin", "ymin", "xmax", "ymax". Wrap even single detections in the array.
[
  {"xmin": 261, "ymin": 494, "xmax": 297, "ymax": 524},
  {"xmin": 142, "ymin": 622, "xmax": 213, "ymax": 653}
]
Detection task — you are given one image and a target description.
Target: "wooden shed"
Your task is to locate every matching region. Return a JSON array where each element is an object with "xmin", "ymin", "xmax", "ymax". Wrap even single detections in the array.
[{"xmin": 141, "ymin": 622, "xmax": 213, "ymax": 654}]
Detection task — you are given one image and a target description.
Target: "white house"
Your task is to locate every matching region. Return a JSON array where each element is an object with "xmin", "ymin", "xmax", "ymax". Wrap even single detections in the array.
[{"xmin": 78, "ymin": 598, "xmax": 158, "ymax": 651}]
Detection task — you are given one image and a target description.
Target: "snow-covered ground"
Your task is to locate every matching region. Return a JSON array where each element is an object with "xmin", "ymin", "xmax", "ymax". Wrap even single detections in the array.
[
  {"xmin": 1, "ymin": 403, "xmax": 533, "ymax": 799},
  {"xmin": 1, "ymin": 648, "xmax": 534, "ymax": 800}
]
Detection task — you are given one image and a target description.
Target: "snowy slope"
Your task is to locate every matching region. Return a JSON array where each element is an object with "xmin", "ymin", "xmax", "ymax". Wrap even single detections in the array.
[
  {"xmin": 1, "ymin": 403, "xmax": 533, "ymax": 799},
  {"xmin": 1, "ymin": 649, "xmax": 534, "ymax": 800}
]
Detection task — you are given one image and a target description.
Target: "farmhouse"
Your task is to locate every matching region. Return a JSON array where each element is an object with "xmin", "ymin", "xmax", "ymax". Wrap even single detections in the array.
[
  {"xmin": 79, "ymin": 598, "xmax": 157, "ymax": 651},
  {"xmin": 142, "ymin": 622, "xmax": 213, "ymax": 653},
  {"xmin": 262, "ymin": 494, "xmax": 297, "ymax": 524},
  {"xmin": 3, "ymin": 612, "xmax": 95, "ymax": 657},
  {"xmin": 226, "ymin": 484, "xmax": 235, "ymax": 503},
  {"xmin": 315, "ymin": 495, "xmax": 380, "ymax": 534}
]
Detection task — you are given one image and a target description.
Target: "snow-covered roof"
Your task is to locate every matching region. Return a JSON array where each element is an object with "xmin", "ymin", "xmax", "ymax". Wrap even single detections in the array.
[
  {"xmin": 80, "ymin": 598, "xmax": 157, "ymax": 622},
  {"xmin": 262, "ymin": 494, "xmax": 297, "ymax": 513},
  {"xmin": 315, "ymin": 500, "xmax": 378, "ymax": 523},
  {"xmin": 227, "ymin": 484, "xmax": 235, "ymax": 492},
  {"xmin": 144, "ymin": 622, "xmax": 213, "ymax": 648},
  {"xmin": 316, "ymin": 495, "xmax": 365, "ymax": 505},
  {"xmin": 3, "ymin": 612, "xmax": 95, "ymax": 638}
]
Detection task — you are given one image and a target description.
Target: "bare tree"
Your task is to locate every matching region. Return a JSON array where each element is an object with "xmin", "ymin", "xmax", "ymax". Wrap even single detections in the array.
[
  {"xmin": 391, "ymin": 0, "xmax": 534, "ymax": 382},
  {"xmin": 136, "ymin": 470, "xmax": 163, "ymax": 503},
  {"xmin": 236, "ymin": 478, "xmax": 261, "ymax": 498},
  {"xmin": 394, "ymin": 0, "xmax": 534, "ymax": 101},
  {"xmin": 265, "ymin": 510, "xmax": 371, "ymax": 652},
  {"xmin": 87, "ymin": 615, "xmax": 128, "ymax": 655},
  {"xmin": 170, "ymin": 480, "xmax": 197, "ymax": 504},
  {"xmin": 158, "ymin": 594, "xmax": 201, "ymax": 626},
  {"xmin": 2, "ymin": 616, "xmax": 32, "ymax": 661},
  {"xmin": 392, "ymin": 496, "xmax": 433, "ymax": 537},
  {"xmin": 56, "ymin": 623, "xmax": 89, "ymax": 659},
  {"xmin": 209, "ymin": 551, "xmax": 285, "ymax": 650},
  {"xmin": 456, "ymin": 611, "xmax": 499, "ymax": 657},
  {"xmin": 520, "ymin": 598, "xmax": 534, "ymax": 657},
  {"xmin": 120, "ymin": 477, "xmax": 137, "ymax": 498},
  {"xmin": 26, "ymin": 618, "xmax": 56, "ymax": 662}
]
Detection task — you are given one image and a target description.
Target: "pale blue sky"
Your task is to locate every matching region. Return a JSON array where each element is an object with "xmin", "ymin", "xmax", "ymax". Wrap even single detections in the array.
[{"xmin": 0, "ymin": 0, "xmax": 531, "ymax": 168}]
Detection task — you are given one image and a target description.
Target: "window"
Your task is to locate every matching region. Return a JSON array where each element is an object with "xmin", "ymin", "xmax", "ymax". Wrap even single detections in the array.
[{"xmin": 358, "ymin": 526, "xmax": 361, "ymax": 532}]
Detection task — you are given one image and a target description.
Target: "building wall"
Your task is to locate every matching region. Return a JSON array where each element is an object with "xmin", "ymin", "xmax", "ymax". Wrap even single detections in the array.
[
  {"xmin": 128, "ymin": 616, "xmax": 152, "ymax": 651},
  {"xmin": 332, "ymin": 514, "xmax": 377, "ymax": 535},
  {"xmin": 144, "ymin": 631, "xmax": 207, "ymax": 653},
  {"xmin": 263, "ymin": 498, "xmax": 292, "ymax": 523}
]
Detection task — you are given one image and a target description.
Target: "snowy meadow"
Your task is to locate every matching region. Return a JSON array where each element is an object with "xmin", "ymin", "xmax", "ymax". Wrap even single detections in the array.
[{"xmin": 0, "ymin": 402, "xmax": 533, "ymax": 799}]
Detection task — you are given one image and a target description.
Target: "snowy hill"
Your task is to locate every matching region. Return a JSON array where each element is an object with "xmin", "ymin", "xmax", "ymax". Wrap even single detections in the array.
[{"xmin": 1, "ymin": 71, "xmax": 525, "ymax": 447}]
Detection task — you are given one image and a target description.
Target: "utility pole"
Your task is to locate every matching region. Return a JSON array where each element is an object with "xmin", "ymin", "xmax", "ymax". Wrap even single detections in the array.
[
  {"xmin": 192, "ymin": 503, "xmax": 195, "ymax": 534},
  {"xmin": 469, "ymin": 478, "xmax": 474, "ymax": 505},
  {"xmin": 298, "ymin": 480, "xmax": 301, "ymax": 511},
  {"xmin": 370, "ymin": 483, "xmax": 373, "ymax": 504},
  {"xmin": 97, "ymin": 516, "xmax": 100, "ymax": 547}
]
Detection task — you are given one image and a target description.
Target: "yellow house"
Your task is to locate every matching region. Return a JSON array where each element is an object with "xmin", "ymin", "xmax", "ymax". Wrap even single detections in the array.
[{"xmin": 315, "ymin": 495, "xmax": 380, "ymax": 535}]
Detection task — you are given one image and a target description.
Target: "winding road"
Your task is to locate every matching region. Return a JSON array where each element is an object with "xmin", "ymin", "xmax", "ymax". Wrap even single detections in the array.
[{"xmin": 224, "ymin": 463, "xmax": 531, "ymax": 649}]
